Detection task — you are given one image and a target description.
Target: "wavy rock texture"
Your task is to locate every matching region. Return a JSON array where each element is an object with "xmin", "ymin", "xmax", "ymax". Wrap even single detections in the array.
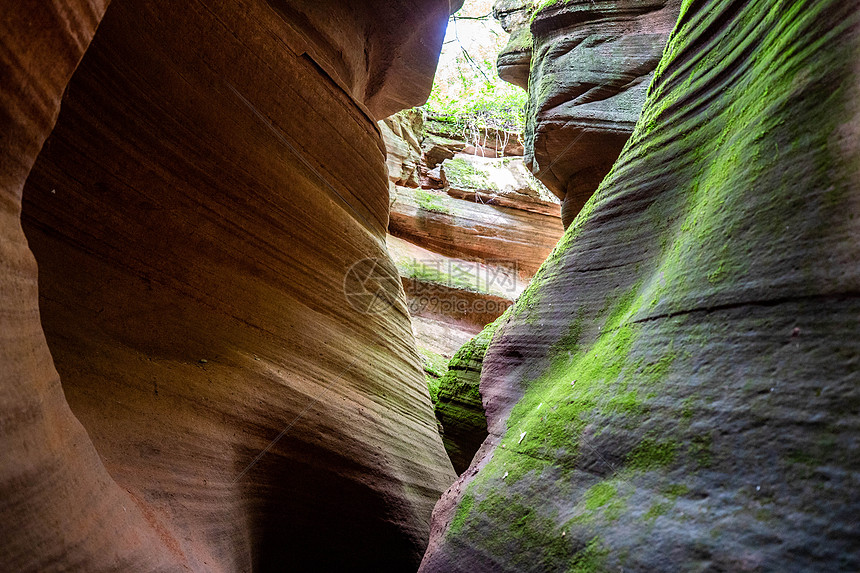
[
  {"xmin": 3, "ymin": 0, "xmax": 460, "ymax": 571},
  {"xmin": 496, "ymin": 0, "xmax": 681, "ymax": 227},
  {"xmin": 381, "ymin": 119, "xmax": 562, "ymax": 476},
  {"xmin": 421, "ymin": 0, "xmax": 860, "ymax": 571},
  {"xmin": 1, "ymin": 3, "xmax": 184, "ymax": 570}
]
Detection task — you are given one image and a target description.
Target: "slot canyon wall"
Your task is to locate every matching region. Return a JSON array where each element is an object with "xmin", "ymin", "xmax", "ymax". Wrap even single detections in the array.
[
  {"xmin": 495, "ymin": 0, "xmax": 682, "ymax": 227},
  {"xmin": 1, "ymin": 0, "xmax": 464, "ymax": 571},
  {"xmin": 421, "ymin": 0, "xmax": 860, "ymax": 571}
]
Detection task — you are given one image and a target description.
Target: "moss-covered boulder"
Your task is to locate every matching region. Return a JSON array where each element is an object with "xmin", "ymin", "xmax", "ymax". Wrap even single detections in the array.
[
  {"xmin": 421, "ymin": 0, "xmax": 860, "ymax": 571},
  {"xmin": 440, "ymin": 154, "xmax": 559, "ymax": 215}
]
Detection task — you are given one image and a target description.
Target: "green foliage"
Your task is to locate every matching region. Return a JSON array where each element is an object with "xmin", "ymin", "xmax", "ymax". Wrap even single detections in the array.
[
  {"xmin": 427, "ymin": 78, "xmax": 528, "ymax": 133},
  {"xmin": 425, "ymin": 47, "xmax": 528, "ymax": 133},
  {"xmin": 416, "ymin": 189, "xmax": 452, "ymax": 214}
]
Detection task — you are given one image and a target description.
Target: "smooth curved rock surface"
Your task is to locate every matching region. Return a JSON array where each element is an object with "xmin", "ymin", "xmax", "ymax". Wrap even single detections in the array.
[
  {"xmin": 421, "ymin": 0, "xmax": 860, "ymax": 570},
  {"xmin": 0, "ymin": 2, "xmax": 186, "ymax": 571},
  {"xmin": 3, "ymin": 0, "xmax": 458, "ymax": 571},
  {"xmin": 493, "ymin": 0, "xmax": 533, "ymax": 90}
]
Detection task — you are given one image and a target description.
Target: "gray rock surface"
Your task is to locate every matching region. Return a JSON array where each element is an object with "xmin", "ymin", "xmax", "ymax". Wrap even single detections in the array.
[
  {"xmin": 421, "ymin": 0, "xmax": 860, "ymax": 570},
  {"xmin": 495, "ymin": 0, "xmax": 681, "ymax": 227}
]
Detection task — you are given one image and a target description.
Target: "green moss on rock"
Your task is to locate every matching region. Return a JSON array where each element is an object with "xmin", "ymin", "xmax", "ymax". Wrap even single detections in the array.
[
  {"xmin": 441, "ymin": 156, "xmax": 494, "ymax": 191},
  {"xmin": 416, "ymin": 189, "xmax": 452, "ymax": 215},
  {"xmin": 418, "ymin": 346, "xmax": 450, "ymax": 405},
  {"xmin": 434, "ymin": 312, "xmax": 509, "ymax": 473},
  {"xmin": 429, "ymin": 0, "xmax": 860, "ymax": 570}
]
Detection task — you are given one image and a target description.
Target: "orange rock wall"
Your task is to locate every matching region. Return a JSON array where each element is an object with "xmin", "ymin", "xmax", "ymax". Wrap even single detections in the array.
[{"xmin": 2, "ymin": 1, "xmax": 457, "ymax": 570}]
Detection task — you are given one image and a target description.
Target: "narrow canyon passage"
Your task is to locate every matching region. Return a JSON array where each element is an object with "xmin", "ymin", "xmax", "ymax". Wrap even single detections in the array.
[{"xmin": 2, "ymin": 0, "xmax": 859, "ymax": 571}]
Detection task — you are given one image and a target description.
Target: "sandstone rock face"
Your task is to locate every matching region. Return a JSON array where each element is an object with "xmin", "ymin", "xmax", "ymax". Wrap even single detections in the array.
[
  {"xmin": 381, "ymin": 115, "xmax": 563, "ymax": 477},
  {"xmin": 426, "ymin": 116, "xmax": 525, "ymax": 160},
  {"xmin": 423, "ymin": 134, "xmax": 467, "ymax": 170},
  {"xmin": 492, "ymin": 0, "xmax": 533, "ymax": 90},
  {"xmin": 495, "ymin": 0, "xmax": 681, "ymax": 228},
  {"xmin": 1, "ymin": 3, "xmax": 185, "ymax": 569},
  {"xmin": 442, "ymin": 154, "xmax": 561, "ymax": 217},
  {"xmin": 389, "ymin": 185, "xmax": 562, "ymax": 276},
  {"xmin": 3, "ymin": 0, "xmax": 459, "ymax": 571},
  {"xmin": 380, "ymin": 116, "xmax": 535, "ymax": 374},
  {"xmin": 381, "ymin": 109, "xmax": 425, "ymax": 188},
  {"xmin": 421, "ymin": 0, "xmax": 860, "ymax": 571}
]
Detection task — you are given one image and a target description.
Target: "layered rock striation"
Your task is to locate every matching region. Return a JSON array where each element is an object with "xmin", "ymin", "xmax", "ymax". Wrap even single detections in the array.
[
  {"xmin": 433, "ymin": 313, "xmax": 508, "ymax": 475},
  {"xmin": 496, "ymin": 0, "xmax": 682, "ymax": 227},
  {"xmin": 389, "ymin": 181, "xmax": 561, "ymax": 277},
  {"xmin": 380, "ymin": 108, "xmax": 564, "ymax": 475},
  {"xmin": 3, "ymin": 1, "xmax": 461, "ymax": 571},
  {"xmin": 421, "ymin": 0, "xmax": 860, "ymax": 570}
]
